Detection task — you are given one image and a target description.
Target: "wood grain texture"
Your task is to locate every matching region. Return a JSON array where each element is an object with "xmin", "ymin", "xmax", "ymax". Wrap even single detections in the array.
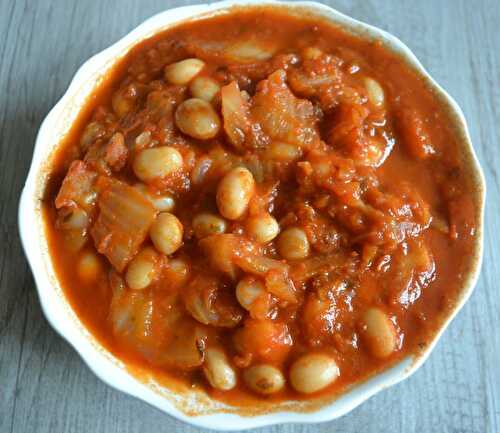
[{"xmin": 1, "ymin": 0, "xmax": 498, "ymax": 432}]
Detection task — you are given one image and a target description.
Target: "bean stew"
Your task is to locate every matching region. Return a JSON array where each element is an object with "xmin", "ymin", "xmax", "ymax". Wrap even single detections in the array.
[{"xmin": 42, "ymin": 7, "xmax": 480, "ymax": 406}]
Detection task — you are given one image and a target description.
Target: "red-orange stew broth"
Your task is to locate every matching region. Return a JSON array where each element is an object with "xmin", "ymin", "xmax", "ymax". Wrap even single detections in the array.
[{"xmin": 42, "ymin": 7, "xmax": 479, "ymax": 404}]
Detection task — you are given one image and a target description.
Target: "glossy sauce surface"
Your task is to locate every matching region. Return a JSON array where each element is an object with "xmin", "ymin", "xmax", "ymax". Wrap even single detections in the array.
[{"xmin": 42, "ymin": 7, "xmax": 478, "ymax": 405}]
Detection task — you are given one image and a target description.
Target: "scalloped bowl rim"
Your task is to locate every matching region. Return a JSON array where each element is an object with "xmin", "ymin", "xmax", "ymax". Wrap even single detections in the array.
[{"xmin": 18, "ymin": 0, "xmax": 485, "ymax": 430}]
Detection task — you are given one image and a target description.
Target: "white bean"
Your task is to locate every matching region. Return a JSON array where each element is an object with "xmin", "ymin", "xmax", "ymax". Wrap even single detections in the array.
[
  {"xmin": 364, "ymin": 77, "xmax": 385, "ymax": 106},
  {"xmin": 192, "ymin": 213, "xmax": 227, "ymax": 239},
  {"xmin": 236, "ymin": 277, "xmax": 265, "ymax": 310},
  {"xmin": 134, "ymin": 183, "xmax": 175, "ymax": 211},
  {"xmin": 59, "ymin": 207, "xmax": 89, "ymax": 230},
  {"xmin": 216, "ymin": 167, "xmax": 255, "ymax": 220},
  {"xmin": 125, "ymin": 247, "xmax": 158, "ymax": 290},
  {"xmin": 133, "ymin": 146, "xmax": 183, "ymax": 182},
  {"xmin": 361, "ymin": 308, "xmax": 397, "ymax": 358},
  {"xmin": 289, "ymin": 353, "xmax": 339, "ymax": 394},
  {"xmin": 77, "ymin": 251, "xmax": 102, "ymax": 282},
  {"xmin": 277, "ymin": 227, "xmax": 310, "ymax": 260},
  {"xmin": 164, "ymin": 58, "xmax": 205, "ymax": 85},
  {"xmin": 203, "ymin": 348, "xmax": 237, "ymax": 391},
  {"xmin": 227, "ymin": 40, "xmax": 275, "ymax": 62},
  {"xmin": 150, "ymin": 212, "xmax": 183, "ymax": 255},
  {"xmin": 150, "ymin": 194, "xmax": 175, "ymax": 212},
  {"xmin": 175, "ymin": 98, "xmax": 221, "ymax": 140},
  {"xmin": 246, "ymin": 213, "xmax": 279, "ymax": 243},
  {"xmin": 190, "ymin": 76, "xmax": 220, "ymax": 102},
  {"xmin": 243, "ymin": 364, "xmax": 285, "ymax": 395}
]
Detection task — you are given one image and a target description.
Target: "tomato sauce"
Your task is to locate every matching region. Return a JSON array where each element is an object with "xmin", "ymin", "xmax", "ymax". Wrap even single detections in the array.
[{"xmin": 42, "ymin": 7, "xmax": 479, "ymax": 405}]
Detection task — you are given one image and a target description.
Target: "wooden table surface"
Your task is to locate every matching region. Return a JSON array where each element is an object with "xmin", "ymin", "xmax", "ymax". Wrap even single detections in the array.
[{"xmin": 1, "ymin": 0, "xmax": 499, "ymax": 432}]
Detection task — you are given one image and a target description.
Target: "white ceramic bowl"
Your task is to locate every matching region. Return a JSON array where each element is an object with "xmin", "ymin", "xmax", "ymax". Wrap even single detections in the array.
[{"xmin": 19, "ymin": 0, "xmax": 486, "ymax": 430}]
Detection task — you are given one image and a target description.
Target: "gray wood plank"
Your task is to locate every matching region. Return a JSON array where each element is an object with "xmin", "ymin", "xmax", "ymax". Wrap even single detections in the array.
[{"xmin": 1, "ymin": 0, "xmax": 499, "ymax": 432}]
